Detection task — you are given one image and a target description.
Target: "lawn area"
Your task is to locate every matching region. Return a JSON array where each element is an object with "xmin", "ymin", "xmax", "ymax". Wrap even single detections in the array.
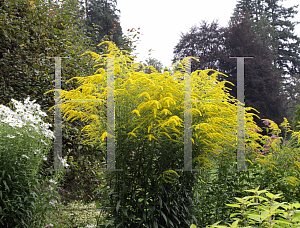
[{"xmin": 42, "ymin": 199, "xmax": 107, "ymax": 227}]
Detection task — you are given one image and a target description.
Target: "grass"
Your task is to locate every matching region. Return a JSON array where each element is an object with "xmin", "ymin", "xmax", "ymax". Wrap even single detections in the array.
[{"xmin": 42, "ymin": 199, "xmax": 107, "ymax": 227}]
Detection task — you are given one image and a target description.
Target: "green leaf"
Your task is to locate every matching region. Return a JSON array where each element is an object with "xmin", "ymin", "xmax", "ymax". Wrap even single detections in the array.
[
  {"xmin": 266, "ymin": 192, "xmax": 282, "ymax": 199},
  {"xmin": 32, "ymin": 63, "xmax": 40, "ymax": 68},
  {"xmin": 225, "ymin": 204, "xmax": 241, "ymax": 208},
  {"xmin": 229, "ymin": 213, "xmax": 240, "ymax": 218},
  {"xmin": 138, "ymin": 217, "xmax": 145, "ymax": 226},
  {"xmin": 291, "ymin": 213, "xmax": 300, "ymax": 222},
  {"xmin": 116, "ymin": 200, "xmax": 120, "ymax": 213},
  {"xmin": 229, "ymin": 219, "xmax": 240, "ymax": 228},
  {"xmin": 247, "ymin": 214, "xmax": 266, "ymax": 222},
  {"xmin": 123, "ymin": 208, "xmax": 128, "ymax": 216},
  {"xmin": 291, "ymin": 202, "xmax": 300, "ymax": 208},
  {"xmin": 169, "ymin": 218, "xmax": 174, "ymax": 226},
  {"xmin": 161, "ymin": 211, "xmax": 167, "ymax": 224},
  {"xmin": 158, "ymin": 195, "xmax": 162, "ymax": 208},
  {"xmin": 163, "ymin": 201, "xmax": 170, "ymax": 213},
  {"xmin": 273, "ymin": 219, "xmax": 292, "ymax": 225},
  {"xmin": 3, "ymin": 180, "xmax": 9, "ymax": 192}
]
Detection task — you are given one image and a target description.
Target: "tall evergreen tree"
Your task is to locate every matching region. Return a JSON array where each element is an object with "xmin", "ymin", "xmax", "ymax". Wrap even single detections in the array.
[
  {"xmin": 78, "ymin": 0, "xmax": 128, "ymax": 53},
  {"xmin": 230, "ymin": 0, "xmax": 300, "ymax": 126},
  {"xmin": 172, "ymin": 13, "xmax": 287, "ymax": 137},
  {"xmin": 220, "ymin": 12, "xmax": 287, "ymax": 134}
]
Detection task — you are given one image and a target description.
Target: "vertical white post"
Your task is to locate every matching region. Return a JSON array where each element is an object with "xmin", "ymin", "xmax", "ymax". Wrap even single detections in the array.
[
  {"xmin": 54, "ymin": 57, "xmax": 63, "ymax": 171},
  {"xmin": 229, "ymin": 56, "xmax": 253, "ymax": 171},
  {"xmin": 45, "ymin": 56, "xmax": 70, "ymax": 172},
  {"xmin": 106, "ymin": 57, "xmax": 119, "ymax": 171},
  {"xmin": 184, "ymin": 58, "xmax": 192, "ymax": 171},
  {"xmin": 176, "ymin": 57, "xmax": 197, "ymax": 172}
]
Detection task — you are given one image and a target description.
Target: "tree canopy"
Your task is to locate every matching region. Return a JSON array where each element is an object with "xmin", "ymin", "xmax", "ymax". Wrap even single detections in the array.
[
  {"xmin": 230, "ymin": 0, "xmax": 300, "ymax": 129},
  {"xmin": 172, "ymin": 14, "xmax": 287, "ymax": 136}
]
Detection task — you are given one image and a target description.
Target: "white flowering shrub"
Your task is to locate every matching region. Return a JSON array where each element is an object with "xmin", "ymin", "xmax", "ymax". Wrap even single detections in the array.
[{"xmin": 0, "ymin": 97, "xmax": 67, "ymax": 227}]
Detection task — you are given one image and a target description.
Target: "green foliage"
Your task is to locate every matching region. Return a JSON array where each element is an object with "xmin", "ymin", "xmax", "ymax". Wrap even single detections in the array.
[
  {"xmin": 0, "ymin": 0, "xmax": 91, "ymax": 108},
  {"xmin": 0, "ymin": 0, "xmax": 148, "ymax": 207},
  {"xmin": 230, "ymin": 0, "xmax": 300, "ymax": 126},
  {"xmin": 245, "ymin": 118, "xmax": 300, "ymax": 202},
  {"xmin": 57, "ymin": 123, "xmax": 106, "ymax": 204},
  {"xmin": 0, "ymin": 0, "xmax": 113, "ymax": 206},
  {"xmin": 78, "ymin": 0, "xmax": 137, "ymax": 55},
  {"xmin": 191, "ymin": 117, "xmax": 300, "ymax": 228},
  {"xmin": 0, "ymin": 112, "xmax": 63, "ymax": 227},
  {"xmin": 192, "ymin": 146, "xmax": 254, "ymax": 227},
  {"xmin": 191, "ymin": 187, "xmax": 300, "ymax": 228},
  {"xmin": 82, "ymin": 0, "xmax": 124, "ymax": 48}
]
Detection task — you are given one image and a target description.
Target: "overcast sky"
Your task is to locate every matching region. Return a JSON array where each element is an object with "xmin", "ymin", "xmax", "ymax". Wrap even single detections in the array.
[{"xmin": 117, "ymin": 0, "xmax": 300, "ymax": 69}]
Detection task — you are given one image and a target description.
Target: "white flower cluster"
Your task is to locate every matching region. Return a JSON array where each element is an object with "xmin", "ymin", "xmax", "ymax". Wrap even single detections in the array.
[
  {"xmin": 49, "ymin": 179, "xmax": 57, "ymax": 184},
  {"xmin": 0, "ymin": 97, "xmax": 55, "ymax": 140},
  {"xmin": 58, "ymin": 156, "xmax": 70, "ymax": 168}
]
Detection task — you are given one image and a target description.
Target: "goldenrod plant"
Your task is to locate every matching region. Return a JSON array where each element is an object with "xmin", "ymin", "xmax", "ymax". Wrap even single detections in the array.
[
  {"xmin": 44, "ymin": 41, "xmax": 265, "ymax": 166},
  {"xmin": 44, "ymin": 41, "xmax": 277, "ymax": 227}
]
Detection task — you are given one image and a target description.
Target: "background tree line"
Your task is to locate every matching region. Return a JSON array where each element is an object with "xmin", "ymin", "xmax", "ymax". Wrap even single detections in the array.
[{"xmin": 172, "ymin": 0, "xmax": 300, "ymax": 139}]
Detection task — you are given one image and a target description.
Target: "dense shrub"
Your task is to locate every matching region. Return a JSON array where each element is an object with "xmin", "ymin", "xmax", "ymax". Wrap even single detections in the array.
[
  {"xmin": 0, "ymin": 98, "xmax": 63, "ymax": 227},
  {"xmin": 44, "ymin": 40, "xmax": 268, "ymax": 227}
]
